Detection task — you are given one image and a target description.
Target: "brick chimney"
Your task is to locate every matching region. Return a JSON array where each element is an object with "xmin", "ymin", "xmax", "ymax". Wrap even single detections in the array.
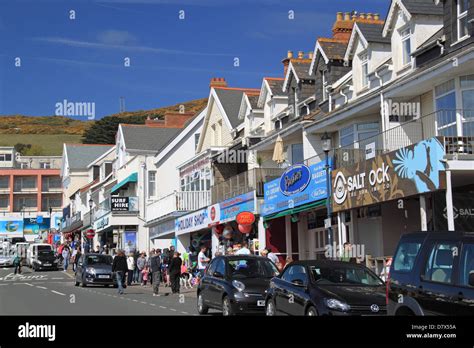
[
  {"xmin": 332, "ymin": 11, "xmax": 384, "ymax": 41},
  {"xmin": 282, "ymin": 50, "xmax": 293, "ymax": 75},
  {"xmin": 209, "ymin": 77, "xmax": 227, "ymax": 89},
  {"xmin": 145, "ymin": 111, "xmax": 195, "ymax": 128}
]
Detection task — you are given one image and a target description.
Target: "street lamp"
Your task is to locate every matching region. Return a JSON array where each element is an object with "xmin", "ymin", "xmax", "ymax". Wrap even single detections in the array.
[
  {"xmin": 321, "ymin": 132, "xmax": 333, "ymax": 254},
  {"xmin": 88, "ymin": 198, "xmax": 93, "ymax": 253}
]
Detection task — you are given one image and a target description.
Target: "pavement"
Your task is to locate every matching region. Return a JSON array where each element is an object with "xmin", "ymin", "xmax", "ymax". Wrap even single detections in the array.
[{"xmin": 0, "ymin": 266, "xmax": 218, "ymax": 316}]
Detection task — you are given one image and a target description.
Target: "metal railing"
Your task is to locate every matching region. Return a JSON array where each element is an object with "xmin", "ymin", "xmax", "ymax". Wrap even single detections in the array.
[
  {"xmin": 146, "ymin": 190, "xmax": 211, "ymax": 221},
  {"xmin": 211, "ymin": 168, "xmax": 284, "ymax": 204},
  {"xmin": 328, "ymin": 109, "xmax": 474, "ymax": 168}
]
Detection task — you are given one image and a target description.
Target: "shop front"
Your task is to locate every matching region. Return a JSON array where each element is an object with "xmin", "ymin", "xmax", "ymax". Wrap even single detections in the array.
[
  {"xmin": 148, "ymin": 218, "xmax": 176, "ymax": 251},
  {"xmin": 261, "ymin": 161, "xmax": 331, "ymax": 261},
  {"xmin": 331, "ymin": 137, "xmax": 447, "ymax": 264}
]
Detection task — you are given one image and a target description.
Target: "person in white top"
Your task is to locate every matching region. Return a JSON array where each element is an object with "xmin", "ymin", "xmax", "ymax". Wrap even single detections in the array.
[
  {"xmin": 126, "ymin": 254, "xmax": 135, "ymax": 286},
  {"xmin": 235, "ymin": 241, "xmax": 251, "ymax": 255},
  {"xmin": 197, "ymin": 246, "xmax": 210, "ymax": 277}
]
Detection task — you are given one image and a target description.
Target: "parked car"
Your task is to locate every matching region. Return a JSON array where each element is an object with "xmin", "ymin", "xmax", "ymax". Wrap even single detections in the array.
[
  {"xmin": 265, "ymin": 260, "xmax": 386, "ymax": 316},
  {"xmin": 75, "ymin": 253, "xmax": 116, "ymax": 287},
  {"xmin": 31, "ymin": 249, "xmax": 59, "ymax": 271},
  {"xmin": 0, "ymin": 254, "xmax": 14, "ymax": 267},
  {"xmin": 387, "ymin": 231, "xmax": 474, "ymax": 316},
  {"xmin": 197, "ymin": 255, "xmax": 279, "ymax": 316},
  {"xmin": 8, "ymin": 237, "xmax": 27, "ymax": 245},
  {"xmin": 27, "ymin": 243, "xmax": 54, "ymax": 269}
]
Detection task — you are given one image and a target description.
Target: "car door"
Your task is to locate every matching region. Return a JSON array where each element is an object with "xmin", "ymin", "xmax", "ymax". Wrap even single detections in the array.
[
  {"xmin": 451, "ymin": 240, "xmax": 474, "ymax": 315},
  {"xmin": 418, "ymin": 240, "xmax": 460, "ymax": 315},
  {"xmin": 208, "ymin": 258, "xmax": 227, "ymax": 307},
  {"xmin": 200, "ymin": 258, "xmax": 217, "ymax": 306},
  {"xmin": 275, "ymin": 265, "xmax": 306, "ymax": 315},
  {"xmin": 284, "ymin": 265, "xmax": 309, "ymax": 316},
  {"xmin": 76, "ymin": 255, "xmax": 85, "ymax": 282},
  {"xmin": 274, "ymin": 266, "xmax": 293, "ymax": 314}
]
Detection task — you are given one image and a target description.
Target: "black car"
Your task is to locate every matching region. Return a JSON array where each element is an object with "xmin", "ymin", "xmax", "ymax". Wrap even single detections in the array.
[
  {"xmin": 32, "ymin": 249, "xmax": 59, "ymax": 271},
  {"xmin": 387, "ymin": 231, "xmax": 474, "ymax": 316},
  {"xmin": 197, "ymin": 255, "xmax": 279, "ymax": 316},
  {"xmin": 75, "ymin": 253, "xmax": 116, "ymax": 287},
  {"xmin": 265, "ymin": 260, "xmax": 386, "ymax": 316}
]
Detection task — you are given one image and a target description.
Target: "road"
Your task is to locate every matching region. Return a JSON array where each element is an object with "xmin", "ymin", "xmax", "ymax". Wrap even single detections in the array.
[{"xmin": 0, "ymin": 267, "xmax": 214, "ymax": 316}]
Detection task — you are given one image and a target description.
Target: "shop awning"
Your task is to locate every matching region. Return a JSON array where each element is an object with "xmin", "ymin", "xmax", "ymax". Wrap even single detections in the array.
[
  {"xmin": 263, "ymin": 199, "xmax": 327, "ymax": 221},
  {"xmin": 111, "ymin": 172, "xmax": 138, "ymax": 194}
]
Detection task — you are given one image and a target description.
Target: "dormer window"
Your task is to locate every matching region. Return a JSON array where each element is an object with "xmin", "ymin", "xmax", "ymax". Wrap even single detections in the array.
[
  {"xmin": 360, "ymin": 53, "xmax": 369, "ymax": 88},
  {"xmin": 457, "ymin": 0, "xmax": 470, "ymax": 41},
  {"xmin": 401, "ymin": 28, "xmax": 412, "ymax": 66},
  {"xmin": 321, "ymin": 70, "xmax": 328, "ymax": 101}
]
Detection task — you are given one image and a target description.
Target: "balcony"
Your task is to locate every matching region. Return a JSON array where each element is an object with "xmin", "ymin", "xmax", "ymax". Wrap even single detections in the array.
[
  {"xmin": 146, "ymin": 191, "xmax": 211, "ymax": 222},
  {"xmin": 330, "ymin": 109, "xmax": 474, "ymax": 168},
  {"xmin": 211, "ymin": 168, "xmax": 284, "ymax": 204}
]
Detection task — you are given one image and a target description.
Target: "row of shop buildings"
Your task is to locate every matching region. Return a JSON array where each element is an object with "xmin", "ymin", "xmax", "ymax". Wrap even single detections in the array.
[{"xmin": 60, "ymin": 0, "xmax": 474, "ymax": 265}]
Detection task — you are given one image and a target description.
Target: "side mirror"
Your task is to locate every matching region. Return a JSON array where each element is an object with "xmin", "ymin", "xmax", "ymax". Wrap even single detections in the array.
[
  {"xmin": 213, "ymin": 271, "xmax": 224, "ymax": 278},
  {"xmin": 291, "ymin": 279, "xmax": 306, "ymax": 287},
  {"xmin": 469, "ymin": 272, "xmax": 474, "ymax": 287}
]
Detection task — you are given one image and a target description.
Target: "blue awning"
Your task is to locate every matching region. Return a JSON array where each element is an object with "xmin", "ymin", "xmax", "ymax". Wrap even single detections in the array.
[{"xmin": 111, "ymin": 172, "xmax": 138, "ymax": 194}]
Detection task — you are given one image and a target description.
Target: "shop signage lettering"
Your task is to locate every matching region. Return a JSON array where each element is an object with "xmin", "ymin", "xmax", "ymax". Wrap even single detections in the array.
[
  {"xmin": 332, "ymin": 137, "xmax": 446, "ymax": 213},
  {"xmin": 236, "ymin": 212, "xmax": 255, "ymax": 225},
  {"xmin": 111, "ymin": 197, "xmax": 138, "ymax": 212},
  {"xmin": 95, "ymin": 216, "xmax": 110, "ymax": 230},
  {"xmin": 279, "ymin": 164, "xmax": 311, "ymax": 196},
  {"xmin": 175, "ymin": 208, "xmax": 210, "ymax": 235},
  {"xmin": 219, "ymin": 192, "xmax": 255, "ymax": 223},
  {"xmin": 262, "ymin": 160, "xmax": 330, "ymax": 217}
]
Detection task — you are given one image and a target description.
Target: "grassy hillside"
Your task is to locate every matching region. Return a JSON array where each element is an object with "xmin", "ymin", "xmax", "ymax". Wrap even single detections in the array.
[{"xmin": 0, "ymin": 98, "xmax": 207, "ymax": 155}]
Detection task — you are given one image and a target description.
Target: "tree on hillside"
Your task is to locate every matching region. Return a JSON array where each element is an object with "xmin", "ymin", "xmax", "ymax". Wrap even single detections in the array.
[
  {"xmin": 82, "ymin": 115, "xmax": 149, "ymax": 144},
  {"xmin": 14, "ymin": 143, "xmax": 32, "ymax": 155}
]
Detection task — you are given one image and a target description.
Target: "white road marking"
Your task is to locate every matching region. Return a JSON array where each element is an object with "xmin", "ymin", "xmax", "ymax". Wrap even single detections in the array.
[
  {"xmin": 52, "ymin": 278, "xmax": 64, "ymax": 280},
  {"xmin": 181, "ymin": 311, "xmax": 188, "ymax": 314},
  {"xmin": 24, "ymin": 283, "xmax": 34, "ymax": 287},
  {"xmin": 132, "ymin": 299, "xmax": 138, "ymax": 302},
  {"xmin": 0, "ymin": 284, "xmax": 7, "ymax": 286},
  {"xmin": 159, "ymin": 306, "xmax": 167, "ymax": 309},
  {"xmin": 140, "ymin": 301, "xmax": 147, "ymax": 304},
  {"xmin": 169, "ymin": 308, "xmax": 177, "ymax": 312},
  {"xmin": 150, "ymin": 303, "xmax": 156, "ymax": 306},
  {"xmin": 36, "ymin": 286, "xmax": 47, "ymax": 289},
  {"xmin": 51, "ymin": 290, "xmax": 66, "ymax": 296}
]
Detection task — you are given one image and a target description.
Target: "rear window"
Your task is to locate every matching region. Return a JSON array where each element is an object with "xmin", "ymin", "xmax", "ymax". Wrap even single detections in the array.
[{"xmin": 393, "ymin": 241, "xmax": 422, "ymax": 272}]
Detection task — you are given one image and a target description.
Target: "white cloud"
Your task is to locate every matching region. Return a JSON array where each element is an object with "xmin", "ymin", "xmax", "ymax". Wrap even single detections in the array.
[{"xmin": 97, "ymin": 30, "xmax": 138, "ymax": 45}]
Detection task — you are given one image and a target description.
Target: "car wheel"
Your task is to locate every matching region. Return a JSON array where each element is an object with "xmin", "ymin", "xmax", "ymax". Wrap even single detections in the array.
[
  {"xmin": 197, "ymin": 293, "xmax": 209, "ymax": 315},
  {"xmin": 265, "ymin": 299, "xmax": 276, "ymax": 316},
  {"xmin": 81, "ymin": 277, "xmax": 87, "ymax": 287},
  {"xmin": 306, "ymin": 306, "xmax": 318, "ymax": 316},
  {"xmin": 222, "ymin": 296, "xmax": 234, "ymax": 316}
]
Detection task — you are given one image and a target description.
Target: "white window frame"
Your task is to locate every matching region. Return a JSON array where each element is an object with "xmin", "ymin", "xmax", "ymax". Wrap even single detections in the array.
[
  {"xmin": 321, "ymin": 70, "xmax": 328, "ymax": 101},
  {"xmin": 400, "ymin": 27, "xmax": 412, "ymax": 67},
  {"xmin": 339, "ymin": 122, "xmax": 380, "ymax": 148},
  {"xmin": 360, "ymin": 53, "xmax": 369, "ymax": 88},
  {"xmin": 457, "ymin": 0, "xmax": 470, "ymax": 42},
  {"xmin": 40, "ymin": 162, "xmax": 51, "ymax": 169},
  {"xmin": 148, "ymin": 171, "xmax": 156, "ymax": 198}
]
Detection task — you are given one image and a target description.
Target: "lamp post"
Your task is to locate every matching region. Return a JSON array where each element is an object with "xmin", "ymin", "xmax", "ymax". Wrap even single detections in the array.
[
  {"xmin": 321, "ymin": 132, "xmax": 333, "ymax": 254},
  {"xmin": 88, "ymin": 198, "xmax": 93, "ymax": 253}
]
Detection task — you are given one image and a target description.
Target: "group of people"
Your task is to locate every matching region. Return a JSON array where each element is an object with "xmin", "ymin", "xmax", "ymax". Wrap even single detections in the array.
[{"xmin": 113, "ymin": 246, "xmax": 186, "ymax": 296}]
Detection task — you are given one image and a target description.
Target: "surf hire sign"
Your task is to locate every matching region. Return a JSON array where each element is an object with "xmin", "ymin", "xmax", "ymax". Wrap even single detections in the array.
[
  {"xmin": 332, "ymin": 137, "xmax": 446, "ymax": 212},
  {"xmin": 262, "ymin": 160, "xmax": 331, "ymax": 217}
]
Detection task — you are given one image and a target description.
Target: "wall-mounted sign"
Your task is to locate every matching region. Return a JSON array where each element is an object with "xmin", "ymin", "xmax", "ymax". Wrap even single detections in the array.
[
  {"xmin": 24, "ymin": 217, "xmax": 51, "ymax": 236},
  {"xmin": 365, "ymin": 142, "xmax": 376, "ymax": 160},
  {"xmin": 175, "ymin": 208, "xmax": 210, "ymax": 235},
  {"xmin": 279, "ymin": 164, "xmax": 311, "ymax": 196},
  {"xmin": 434, "ymin": 186, "xmax": 474, "ymax": 232},
  {"xmin": 94, "ymin": 215, "xmax": 110, "ymax": 231},
  {"xmin": 208, "ymin": 204, "xmax": 221, "ymax": 226},
  {"xmin": 262, "ymin": 160, "xmax": 331, "ymax": 217},
  {"xmin": 332, "ymin": 137, "xmax": 446, "ymax": 213},
  {"xmin": 219, "ymin": 191, "xmax": 255, "ymax": 223},
  {"xmin": 111, "ymin": 196, "xmax": 138, "ymax": 212},
  {"xmin": 236, "ymin": 212, "xmax": 256, "ymax": 225},
  {"xmin": 0, "ymin": 219, "xmax": 23, "ymax": 236}
]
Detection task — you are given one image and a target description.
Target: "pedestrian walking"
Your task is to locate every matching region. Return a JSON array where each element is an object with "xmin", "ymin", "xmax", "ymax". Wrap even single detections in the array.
[
  {"xmin": 168, "ymin": 252, "xmax": 182, "ymax": 294},
  {"xmin": 133, "ymin": 251, "xmax": 139, "ymax": 283},
  {"xmin": 137, "ymin": 252, "xmax": 146, "ymax": 285},
  {"xmin": 126, "ymin": 253, "xmax": 135, "ymax": 286},
  {"xmin": 150, "ymin": 249, "xmax": 162, "ymax": 296},
  {"xmin": 197, "ymin": 246, "xmax": 210, "ymax": 278},
  {"xmin": 62, "ymin": 245, "xmax": 71, "ymax": 271},
  {"xmin": 141, "ymin": 264, "xmax": 150, "ymax": 286},
  {"xmin": 13, "ymin": 254, "xmax": 22, "ymax": 275},
  {"xmin": 112, "ymin": 250, "xmax": 128, "ymax": 295},
  {"xmin": 73, "ymin": 247, "xmax": 82, "ymax": 273}
]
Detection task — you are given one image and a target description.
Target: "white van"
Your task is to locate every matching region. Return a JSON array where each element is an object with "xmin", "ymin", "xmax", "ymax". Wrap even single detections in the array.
[{"xmin": 27, "ymin": 243, "xmax": 53, "ymax": 267}]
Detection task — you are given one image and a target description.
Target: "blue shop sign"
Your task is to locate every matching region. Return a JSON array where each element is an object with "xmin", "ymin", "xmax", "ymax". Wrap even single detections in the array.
[
  {"xmin": 262, "ymin": 159, "xmax": 332, "ymax": 217},
  {"xmin": 219, "ymin": 191, "xmax": 255, "ymax": 223}
]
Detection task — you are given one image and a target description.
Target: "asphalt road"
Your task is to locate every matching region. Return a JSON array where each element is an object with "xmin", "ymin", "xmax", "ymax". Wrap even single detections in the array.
[{"xmin": 0, "ymin": 267, "xmax": 214, "ymax": 316}]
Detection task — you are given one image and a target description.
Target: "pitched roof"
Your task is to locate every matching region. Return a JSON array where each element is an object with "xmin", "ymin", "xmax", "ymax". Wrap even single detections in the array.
[
  {"xmin": 65, "ymin": 144, "xmax": 114, "ymax": 170},
  {"xmin": 264, "ymin": 77, "xmax": 285, "ymax": 96},
  {"xmin": 121, "ymin": 124, "xmax": 182, "ymax": 152},
  {"xmin": 291, "ymin": 60, "xmax": 314, "ymax": 80},
  {"xmin": 318, "ymin": 38, "xmax": 348, "ymax": 60},
  {"xmin": 356, "ymin": 22, "xmax": 390, "ymax": 44},
  {"xmin": 246, "ymin": 94, "xmax": 260, "ymax": 109},
  {"xmin": 214, "ymin": 88, "xmax": 259, "ymax": 129},
  {"xmin": 401, "ymin": 0, "xmax": 443, "ymax": 15}
]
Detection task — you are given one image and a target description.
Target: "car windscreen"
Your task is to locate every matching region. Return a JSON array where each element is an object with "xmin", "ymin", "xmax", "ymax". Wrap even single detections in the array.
[
  {"xmin": 37, "ymin": 246, "xmax": 52, "ymax": 253},
  {"xmin": 310, "ymin": 265, "xmax": 383, "ymax": 286},
  {"xmin": 38, "ymin": 250, "xmax": 55, "ymax": 257},
  {"xmin": 228, "ymin": 258, "xmax": 279, "ymax": 279},
  {"xmin": 87, "ymin": 255, "xmax": 113, "ymax": 265}
]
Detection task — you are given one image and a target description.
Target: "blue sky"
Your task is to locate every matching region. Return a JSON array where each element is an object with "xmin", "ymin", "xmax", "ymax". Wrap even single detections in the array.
[{"xmin": 0, "ymin": 0, "xmax": 389, "ymax": 119}]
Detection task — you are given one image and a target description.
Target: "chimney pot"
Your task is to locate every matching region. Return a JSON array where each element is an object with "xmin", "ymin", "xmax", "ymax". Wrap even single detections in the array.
[
  {"xmin": 374, "ymin": 13, "xmax": 380, "ymax": 20},
  {"xmin": 308, "ymin": 51, "xmax": 314, "ymax": 60},
  {"xmin": 336, "ymin": 12, "xmax": 343, "ymax": 21},
  {"xmin": 367, "ymin": 13, "xmax": 373, "ymax": 20},
  {"xmin": 209, "ymin": 77, "xmax": 227, "ymax": 89},
  {"xmin": 344, "ymin": 12, "xmax": 351, "ymax": 21},
  {"xmin": 359, "ymin": 13, "xmax": 366, "ymax": 19},
  {"xmin": 298, "ymin": 51, "xmax": 304, "ymax": 59}
]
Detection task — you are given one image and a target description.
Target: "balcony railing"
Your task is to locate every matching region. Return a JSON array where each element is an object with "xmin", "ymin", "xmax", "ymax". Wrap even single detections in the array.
[
  {"xmin": 146, "ymin": 191, "xmax": 211, "ymax": 221},
  {"xmin": 326, "ymin": 109, "xmax": 474, "ymax": 168},
  {"xmin": 211, "ymin": 168, "xmax": 284, "ymax": 204}
]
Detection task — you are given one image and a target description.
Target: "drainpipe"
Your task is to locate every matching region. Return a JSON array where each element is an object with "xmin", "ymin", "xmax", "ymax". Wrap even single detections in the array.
[{"xmin": 375, "ymin": 70, "xmax": 386, "ymax": 151}]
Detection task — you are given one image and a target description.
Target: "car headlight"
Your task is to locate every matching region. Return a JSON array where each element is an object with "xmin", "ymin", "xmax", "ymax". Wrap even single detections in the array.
[
  {"xmin": 324, "ymin": 298, "xmax": 350, "ymax": 312},
  {"xmin": 36, "ymin": 260, "xmax": 42, "ymax": 265},
  {"xmin": 86, "ymin": 267, "xmax": 96, "ymax": 275},
  {"xmin": 232, "ymin": 280, "xmax": 245, "ymax": 292}
]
